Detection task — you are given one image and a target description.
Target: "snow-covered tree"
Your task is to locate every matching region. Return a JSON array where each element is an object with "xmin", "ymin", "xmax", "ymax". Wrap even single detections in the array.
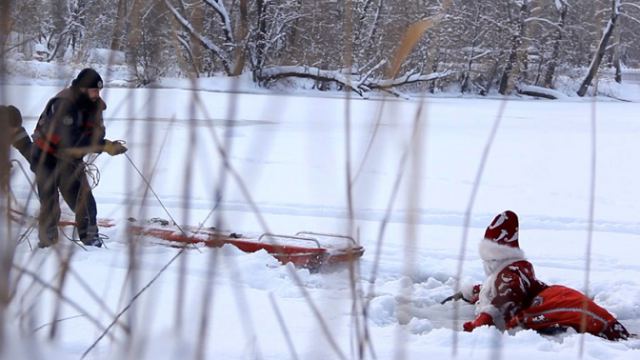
[
  {"xmin": 127, "ymin": 0, "xmax": 175, "ymax": 85},
  {"xmin": 4, "ymin": 0, "xmax": 640, "ymax": 94},
  {"xmin": 577, "ymin": 0, "xmax": 621, "ymax": 96}
]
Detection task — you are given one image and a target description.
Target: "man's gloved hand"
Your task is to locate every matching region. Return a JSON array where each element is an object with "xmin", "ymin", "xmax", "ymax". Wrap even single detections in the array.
[
  {"xmin": 463, "ymin": 312, "xmax": 493, "ymax": 332},
  {"xmin": 103, "ymin": 140, "xmax": 127, "ymax": 156}
]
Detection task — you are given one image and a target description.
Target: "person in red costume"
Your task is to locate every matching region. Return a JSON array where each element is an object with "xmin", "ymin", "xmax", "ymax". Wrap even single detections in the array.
[{"xmin": 457, "ymin": 210, "xmax": 630, "ymax": 341}]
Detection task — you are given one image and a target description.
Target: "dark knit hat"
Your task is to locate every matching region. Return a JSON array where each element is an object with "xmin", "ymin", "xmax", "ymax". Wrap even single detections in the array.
[{"xmin": 72, "ymin": 68, "xmax": 103, "ymax": 89}]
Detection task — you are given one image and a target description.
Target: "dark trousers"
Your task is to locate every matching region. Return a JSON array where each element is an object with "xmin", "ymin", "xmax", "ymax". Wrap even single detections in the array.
[{"xmin": 32, "ymin": 149, "xmax": 98, "ymax": 244}]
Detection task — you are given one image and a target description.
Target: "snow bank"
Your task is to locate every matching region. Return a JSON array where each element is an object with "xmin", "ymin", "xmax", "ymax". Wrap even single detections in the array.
[
  {"xmin": 86, "ymin": 49, "xmax": 127, "ymax": 66},
  {"xmin": 3, "ymin": 85, "xmax": 640, "ymax": 359},
  {"xmin": 595, "ymin": 81, "xmax": 640, "ymax": 102},
  {"xmin": 3, "ymin": 60, "xmax": 639, "ymax": 101},
  {"xmin": 1, "ymin": 59, "xmax": 131, "ymax": 88}
]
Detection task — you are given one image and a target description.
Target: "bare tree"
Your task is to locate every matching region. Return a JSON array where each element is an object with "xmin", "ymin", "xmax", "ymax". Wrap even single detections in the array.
[
  {"xmin": 578, "ymin": 0, "xmax": 621, "ymax": 96},
  {"xmin": 110, "ymin": 0, "xmax": 128, "ymax": 50},
  {"xmin": 499, "ymin": 0, "xmax": 531, "ymax": 95},
  {"xmin": 3, "ymin": 0, "xmax": 639, "ymax": 94},
  {"xmin": 542, "ymin": 0, "xmax": 569, "ymax": 88},
  {"xmin": 163, "ymin": 0, "xmax": 235, "ymax": 75},
  {"xmin": 128, "ymin": 0, "xmax": 174, "ymax": 85}
]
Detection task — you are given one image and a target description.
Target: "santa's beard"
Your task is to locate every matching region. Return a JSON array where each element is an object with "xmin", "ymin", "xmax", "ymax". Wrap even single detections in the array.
[{"xmin": 483, "ymin": 259, "xmax": 503, "ymax": 276}]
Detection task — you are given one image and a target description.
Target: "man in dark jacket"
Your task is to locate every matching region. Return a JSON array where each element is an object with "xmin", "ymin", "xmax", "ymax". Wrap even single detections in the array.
[{"xmin": 32, "ymin": 68, "xmax": 127, "ymax": 248}]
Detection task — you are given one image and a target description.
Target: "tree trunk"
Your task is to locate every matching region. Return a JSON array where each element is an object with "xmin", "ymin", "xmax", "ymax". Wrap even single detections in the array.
[
  {"xmin": 499, "ymin": 37, "xmax": 519, "ymax": 94},
  {"xmin": 252, "ymin": 0, "xmax": 268, "ymax": 81},
  {"xmin": 0, "ymin": 0, "xmax": 10, "ymax": 51},
  {"xmin": 543, "ymin": 2, "xmax": 567, "ymax": 88},
  {"xmin": 577, "ymin": 0, "xmax": 620, "ymax": 96},
  {"xmin": 429, "ymin": 51, "xmax": 440, "ymax": 94},
  {"xmin": 483, "ymin": 57, "xmax": 501, "ymax": 96},
  {"xmin": 461, "ymin": 6, "xmax": 481, "ymax": 94},
  {"xmin": 110, "ymin": 0, "xmax": 128, "ymax": 50},
  {"xmin": 232, "ymin": 0, "xmax": 249, "ymax": 75},
  {"xmin": 499, "ymin": 1, "xmax": 529, "ymax": 95},
  {"xmin": 613, "ymin": 23, "xmax": 622, "ymax": 83},
  {"xmin": 614, "ymin": 53, "xmax": 622, "ymax": 83}
]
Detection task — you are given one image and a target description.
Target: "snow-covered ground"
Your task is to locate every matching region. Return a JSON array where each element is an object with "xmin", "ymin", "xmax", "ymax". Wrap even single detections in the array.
[{"xmin": 3, "ymin": 81, "xmax": 640, "ymax": 359}]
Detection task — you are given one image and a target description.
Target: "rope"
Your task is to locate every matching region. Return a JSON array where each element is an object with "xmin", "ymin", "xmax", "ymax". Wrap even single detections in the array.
[
  {"xmin": 84, "ymin": 162, "xmax": 101, "ymax": 189},
  {"xmin": 123, "ymin": 152, "xmax": 187, "ymax": 236},
  {"xmin": 82, "ymin": 139, "xmax": 128, "ymax": 189}
]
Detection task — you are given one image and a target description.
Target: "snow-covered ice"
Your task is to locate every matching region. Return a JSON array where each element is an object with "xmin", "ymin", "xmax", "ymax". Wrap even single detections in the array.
[{"xmin": 3, "ymin": 81, "xmax": 640, "ymax": 359}]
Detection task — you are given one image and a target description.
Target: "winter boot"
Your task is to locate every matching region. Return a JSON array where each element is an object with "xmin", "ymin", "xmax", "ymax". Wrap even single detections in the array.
[
  {"xmin": 80, "ymin": 234, "xmax": 103, "ymax": 248},
  {"xmin": 38, "ymin": 227, "xmax": 59, "ymax": 248},
  {"xmin": 79, "ymin": 225, "xmax": 102, "ymax": 248}
]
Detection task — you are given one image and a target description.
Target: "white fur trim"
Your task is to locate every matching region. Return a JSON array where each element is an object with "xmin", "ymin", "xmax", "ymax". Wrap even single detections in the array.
[
  {"xmin": 471, "ymin": 240, "xmax": 527, "ymax": 331},
  {"xmin": 479, "ymin": 239, "xmax": 525, "ymax": 262},
  {"xmin": 475, "ymin": 259, "xmax": 523, "ymax": 330},
  {"xmin": 460, "ymin": 283, "xmax": 477, "ymax": 302}
]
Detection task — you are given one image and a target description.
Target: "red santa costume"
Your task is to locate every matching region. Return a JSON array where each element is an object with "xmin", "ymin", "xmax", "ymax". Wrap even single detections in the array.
[{"xmin": 461, "ymin": 210, "xmax": 629, "ymax": 341}]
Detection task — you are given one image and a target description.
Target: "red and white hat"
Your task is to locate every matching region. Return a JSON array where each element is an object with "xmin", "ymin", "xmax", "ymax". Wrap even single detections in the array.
[{"xmin": 479, "ymin": 210, "xmax": 524, "ymax": 261}]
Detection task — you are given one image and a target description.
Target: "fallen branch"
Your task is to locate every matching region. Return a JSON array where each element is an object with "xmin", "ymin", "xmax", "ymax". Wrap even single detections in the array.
[
  {"xmin": 517, "ymin": 84, "xmax": 566, "ymax": 100},
  {"xmin": 257, "ymin": 66, "xmax": 454, "ymax": 96},
  {"xmin": 259, "ymin": 66, "xmax": 361, "ymax": 95},
  {"xmin": 370, "ymin": 71, "xmax": 454, "ymax": 89}
]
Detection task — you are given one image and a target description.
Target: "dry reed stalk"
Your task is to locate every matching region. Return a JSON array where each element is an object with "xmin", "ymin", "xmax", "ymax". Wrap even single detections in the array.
[{"xmin": 451, "ymin": 99, "xmax": 508, "ymax": 356}]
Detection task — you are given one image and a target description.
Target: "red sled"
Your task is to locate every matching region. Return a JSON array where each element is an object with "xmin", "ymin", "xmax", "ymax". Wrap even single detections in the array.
[
  {"xmin": 127, "ymin": 220, "xmax": 364, "ymax": 271},
  {"xmin": 10, "ymin": 207, "xmax": 364, "ymax": 270}
]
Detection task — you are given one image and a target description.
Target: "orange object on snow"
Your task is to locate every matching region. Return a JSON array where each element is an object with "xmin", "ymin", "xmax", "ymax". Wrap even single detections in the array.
[
  {"xmin": 10, "ymin": 208, "xmax": 364, "ymax": 271},
  {"xmin": 128, "ymin": 224, "xmax": 364, "ymax": 272},
  {"xmin": 508, "ymin": 285, "xmax": 629, "ymax": 340}
]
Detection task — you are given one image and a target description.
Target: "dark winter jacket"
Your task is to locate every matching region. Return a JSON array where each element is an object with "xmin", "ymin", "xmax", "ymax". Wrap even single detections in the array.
[{"xmin": 32, "ymin": 87, "xmax": 107, "ymax": 156}]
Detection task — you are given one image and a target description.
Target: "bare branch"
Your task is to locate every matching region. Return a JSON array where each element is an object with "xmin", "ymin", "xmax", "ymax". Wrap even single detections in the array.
[
  {"xmin": 524, "ymin": 16, "xmax": 561, "ymax": 29},
  {"xmin": 203, "ymin": 0, "xmax": 234, "ymax": 43},
  {"xmin": 620, "ymin": 2, "xmax": 640, "ymax": 12},
  {"xmin": 620, "ymin": 12, "xmax": 640, "ymax": 25},
  {"xmin": 163, "ymin": 0, "xmax": 231, "ymax": 74},
  {"xmin": 370, "ymin": 70, "xmax": 455, "ymax": 89}
]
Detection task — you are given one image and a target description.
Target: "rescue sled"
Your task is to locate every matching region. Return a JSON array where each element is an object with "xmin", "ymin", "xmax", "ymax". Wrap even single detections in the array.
[
  {"xmin": 7, "ymin": 156, "xmax": 363, "ymax": 269},
  {"xmin": 9, "ymin": 208, "xmax": 364, "ymax": 271},
  {"xmin": 127, "ymin": 218, "xmax": 364, "ymax": 271}
]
